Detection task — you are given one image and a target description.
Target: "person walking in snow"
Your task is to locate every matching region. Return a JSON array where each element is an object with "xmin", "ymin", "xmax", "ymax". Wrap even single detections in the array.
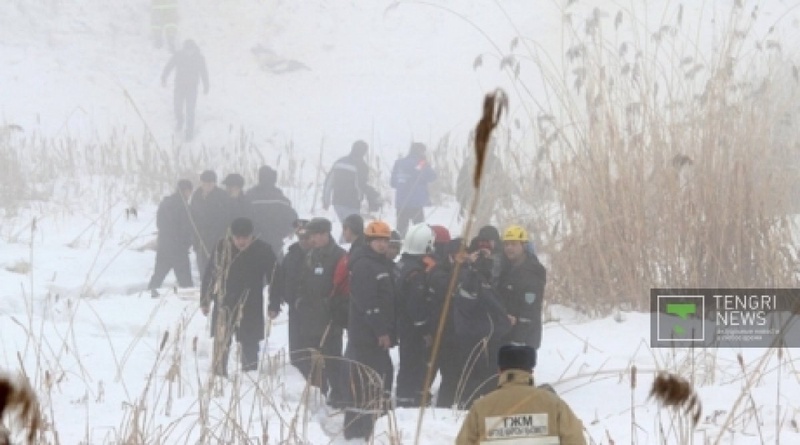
[
  {"xmin": 322, "ymin": 140, "xmax": 381, "ymax": 225},
  {"xmin": 200, "ymin": 217, "xmax": 277, "ymax": 376},
  {"xmin": 244, "ymin": 165, "xmax": 298, "ymax": 261},
  {"xmin": 390, "ymin": 142, "xmax": 437, "ymax": 236},
  {"xmin": 290, "ymin": 218, "xmax": 347, "ymax": 407},
  {"xmin": 161, "ymin": 39, "xmax": 209, "ymax": 141},
  {"xmin": 189, "ymin": 170, "xmax": 230, "ymax": 280},
  {"xmin": 268, "ymin": 219, "xmax": 311, "ymax": 374},
  {"xmin": 150, "ymin": 0, "xmax": 179, "ymax": 51},
  {"xmin": 222, "ymin": 173, "xmax": 249, "ymax": 220},
  {"xmin": 148, "ymin": 179, "xmax": 194, "ymax": 298},
  {"xmin": 343, "ymin": 220, "xmax": 397, "ymax": 440},
  {"xmin": 455, "ymin": 345, "xmax": 586, "ymax": 445}
]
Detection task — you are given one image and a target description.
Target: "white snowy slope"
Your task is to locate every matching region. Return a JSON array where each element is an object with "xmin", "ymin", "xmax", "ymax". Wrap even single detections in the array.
[{"xmin": 2, "ymin": 0, "xmax": 800, "ymax": 444}]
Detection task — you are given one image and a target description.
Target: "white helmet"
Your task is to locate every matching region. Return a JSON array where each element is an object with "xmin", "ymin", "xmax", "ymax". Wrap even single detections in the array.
[{"xmin": 403, "ymin": 223, "xmax": 435, "ymax": 255}]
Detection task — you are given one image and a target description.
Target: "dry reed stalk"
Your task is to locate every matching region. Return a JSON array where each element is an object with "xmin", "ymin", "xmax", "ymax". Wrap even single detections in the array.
[{"xmin": 414, "ymin": 89, "xmax": 507, "ymax": 445}]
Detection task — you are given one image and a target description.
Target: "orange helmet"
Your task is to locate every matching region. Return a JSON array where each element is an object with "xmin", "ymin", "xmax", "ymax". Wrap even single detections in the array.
[{"xmin": 365, "ymin": 220, "xmax": 392, "ymax": 239}]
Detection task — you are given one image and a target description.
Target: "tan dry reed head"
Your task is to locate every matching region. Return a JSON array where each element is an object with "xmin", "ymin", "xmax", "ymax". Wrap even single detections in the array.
[
  {"xmin": 649, "ymin": 372, "xmax": 701, "ymax": 426},
  {"xmin": 0, "ymin": 373, "xmax": 41, "ymax": 445}
]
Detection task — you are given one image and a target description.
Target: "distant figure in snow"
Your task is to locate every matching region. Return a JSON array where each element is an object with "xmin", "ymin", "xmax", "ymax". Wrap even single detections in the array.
[
  {"xmin": 162, "ymin": 39, "xmax": 209, "ymax": 141},
  {"xmin": 151, "ymin": 0, "xmax": 179, "ymax": 51},
  {"xmin": 322, "ymin": 140, "xmax": 382, "ymax": 229},
  {"xmin": 390, "ymin": 142, "xmax": 437, "ymax": 236}
]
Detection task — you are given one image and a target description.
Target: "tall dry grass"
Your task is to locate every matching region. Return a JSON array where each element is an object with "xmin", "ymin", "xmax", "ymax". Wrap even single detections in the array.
[{"xmin": 487, "ymin": 1, "xmax": 800, "ymax": 312}]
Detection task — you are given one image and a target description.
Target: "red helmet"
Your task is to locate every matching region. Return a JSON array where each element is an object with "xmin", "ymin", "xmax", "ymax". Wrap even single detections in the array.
[{"xmin": 430, "ymin": 225, "xmax": 451, "ymax": 244}]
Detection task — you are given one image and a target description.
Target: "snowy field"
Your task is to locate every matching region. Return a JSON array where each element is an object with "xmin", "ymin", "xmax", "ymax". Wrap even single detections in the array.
[{"xmin": 2, "ymin": 0, "xmax": 800, "ymax": 443}]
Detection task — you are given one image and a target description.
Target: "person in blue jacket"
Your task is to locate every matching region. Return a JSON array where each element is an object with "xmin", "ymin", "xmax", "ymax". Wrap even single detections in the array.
[{"xmin": 390, "ymin": 142, "xmax": 437, "ymax": 236}]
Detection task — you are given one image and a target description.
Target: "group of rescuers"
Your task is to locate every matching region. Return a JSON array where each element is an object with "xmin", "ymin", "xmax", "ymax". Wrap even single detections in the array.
[{"xmin": 146, "ymin": 140, "xmax": 587, "ymax": 443}]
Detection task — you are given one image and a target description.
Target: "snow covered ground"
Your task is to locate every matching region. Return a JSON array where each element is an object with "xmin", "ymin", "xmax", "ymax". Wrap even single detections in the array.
[{"xmin": 2, "ymin": 0, "xmax": 800, "ymax": 443}]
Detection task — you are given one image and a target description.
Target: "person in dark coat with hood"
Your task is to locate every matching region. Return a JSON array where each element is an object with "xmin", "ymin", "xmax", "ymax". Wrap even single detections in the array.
[
  {"xmin": 200, "ymin": 217, "xmax": 277, "ymax": 376},
  {"xmin": 390, "ymin": 142, "xmax": 437, "ymax": 236},
  {"xmin": 322, "ymin": 140, "xmax": 381, "ymax": 225},
  {"xmin": 343, "ymin": 220, "xmax": 396, "ymax": 440},
  {"xmin": 189, "ymin": 170, "xmax": 231, "ymax": 280},
  {"xmin": 245, "ymin": 165, "xmax": 298, "ymax": 261},
  {"xmin": 148, "ymin": 179, "xmax": 194, "ymax": 298},
  {"xmin": 497, "ymin": 225, "xmax": 547, "ymax": 350},
  {"xmin": 290, "ymin": 218, "xmax": 347, "ymax": 405},
  {"xmin": 162, "ymin": 39, "xmax": 209, "ymax": 140}
]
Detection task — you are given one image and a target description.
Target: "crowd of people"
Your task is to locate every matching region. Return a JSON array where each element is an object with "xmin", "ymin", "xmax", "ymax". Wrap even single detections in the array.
[{"xmin": 146, "ymin": 139, "xmax": 585, "ymax": 443}]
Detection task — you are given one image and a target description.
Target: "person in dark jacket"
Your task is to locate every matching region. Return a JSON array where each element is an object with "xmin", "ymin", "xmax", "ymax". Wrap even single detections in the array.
[
  {"xmin": 390, "ymin": 142, "xmax": 437, "ymax": 236},
  {"xmin": 161, "ymin": 39, "xmax": 209, "ymax": 140},
  {"xmin": 468, "ymin": 225, "xmax": 503, "ymax": 285},
  {"xmin": 222, "ymin": 173, "xmax": 249, "ymax": 220},
  {"xmin": 341, "ymin": 213, "xmax": 365, "ymax": 249},
  {"xmin": 291, "ymin": 218, "xmax": 347, "ymax": 404},
  {"xmin": 343, "ymin": 220, "xmax": 396, "ymax": 440},
  {"xmin": 267, "ymin": 219, "xmax": 311, "ymax": 375},
  {"xmin": 394, "ymin": 223, "xmax": 438, "ymax": 407},
  {"xmin": 148, "ymin": 179, "xmax": 194, "ymax": 298},
  {"xmin": 200, "ymin": 217, "xmax": 277, "ymax": 376},
  {"xmin": 322, "ymin": 140, "xmax": 381, "ymax": 226},
  {"xmin": 245, "ymin": 165, "xmax": 298, "ymax": 262},
  {"xmin": 451, "ymin": 241, "xmax": 512, "ymax": 408},
  {"xmin": 497, "ymin": 225, "xmax": 547, "ymax": 350},
  {"xmin": 189, "ymin": 170, "xmax": 231, "ymax": 280}
]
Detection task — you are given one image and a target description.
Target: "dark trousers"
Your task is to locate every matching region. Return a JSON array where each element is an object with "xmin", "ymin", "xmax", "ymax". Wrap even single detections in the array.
[
  {"xmin": 148, "ymin": 247, "xmax": 193, "ymax": 290},
  {"xmin": 395, "ymin": 329, "xmax": 430, "ymax": 407},
  {"xmin": 457, "ymin": 338, "xmax": 496, "ymax": 409},
  {"xmin": 174, "ymin": 87, "xmax": 198, "ymax": 139},
  {"xmin": 291, "ymin": 325, "xmax": 344, "ymax": 403},
  {"xmin": 395, "ymin": 206, "xmax": 424, "ymax": 237},
  {"xmin": 434, "ymin": 336, "xmax": 462, "ymax": 408},
  {"xmin": 194, "ymin": 238, "xmax": 212, "ymax": 281},
  {"xmin": 211, "ymin": 309, "xmax": 260, "ymax": 376},
  {"xmin": 343, "ymin": 343, "xmax": 393, "ymax": 440}
]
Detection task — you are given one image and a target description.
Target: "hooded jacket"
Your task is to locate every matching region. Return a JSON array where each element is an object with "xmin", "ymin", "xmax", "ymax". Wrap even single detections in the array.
[{"xmin": 456, "ymin": 369, "xmax": 586, "ymax": 445}]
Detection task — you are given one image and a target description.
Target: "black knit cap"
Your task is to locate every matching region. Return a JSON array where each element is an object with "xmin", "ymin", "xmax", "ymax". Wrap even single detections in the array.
[
  {"xmin": 200, "ymin": 170, "xmax": 217, "ymax": 183},
  {"xmin": 222, "ymin": 173, "xmax": 245, "ymax": 188},
  {"xmin": 343, "ymin": 213, "xmax": 364, "ymax": 235},
  {"xmin": 497, "ymin": 345, "xmax": 536, "ymax": 371},
  {"xmin": 305, "ymin": 217, "xmax": 332, "ymax": 234},
  {"xmin": 230, "ymin": 217, "xmax": 254, "ymax": 237}
]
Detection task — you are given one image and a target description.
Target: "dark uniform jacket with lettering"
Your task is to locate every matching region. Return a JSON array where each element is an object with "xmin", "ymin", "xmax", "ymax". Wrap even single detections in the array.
[
  {"xmin": 497, "ymin": 253, "xmax": 547, "ymax": 349},
  {"xmin": 244, "ymin": 184, "xmax": 298, "ymax": 257},
  {"xmin": 200, "ymin": 237, "xmax": 277, "ymax": 342},
  {"xmin": 322, "ymin": 154, "xmax": 380, "ymax": 210},
  {"xmin": 293, "ymin": 240, "xmax": 346, "ymax": 340},
  {"xmin": 455, "ymin": 370, "xmax": 586, "ymax": 445},
  {"xmin": 267, "ymin": 241, "xmax": 308, "ymax": 314},
  {"xmin": 156, "ymin": 191, "xmax": 193, "ymax": 252},
  {"xmin": 189, "ymin": 187, "xmax": 231, "ymax": 256},
  {"xmin": 347, "ymin": 245, "xmax": 396, "ymax": 347}
]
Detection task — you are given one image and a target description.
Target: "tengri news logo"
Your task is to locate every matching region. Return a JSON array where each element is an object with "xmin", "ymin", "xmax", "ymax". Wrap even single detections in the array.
[{"xmin": 654, "ymin": 294, "xmax": 705, "ymax": 344}]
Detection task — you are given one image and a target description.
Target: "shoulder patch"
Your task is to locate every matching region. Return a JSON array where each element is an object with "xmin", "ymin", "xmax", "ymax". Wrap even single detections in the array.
[{"xmin": 525, "ymin": 292, "xmax": 537, "ymax": 304}]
